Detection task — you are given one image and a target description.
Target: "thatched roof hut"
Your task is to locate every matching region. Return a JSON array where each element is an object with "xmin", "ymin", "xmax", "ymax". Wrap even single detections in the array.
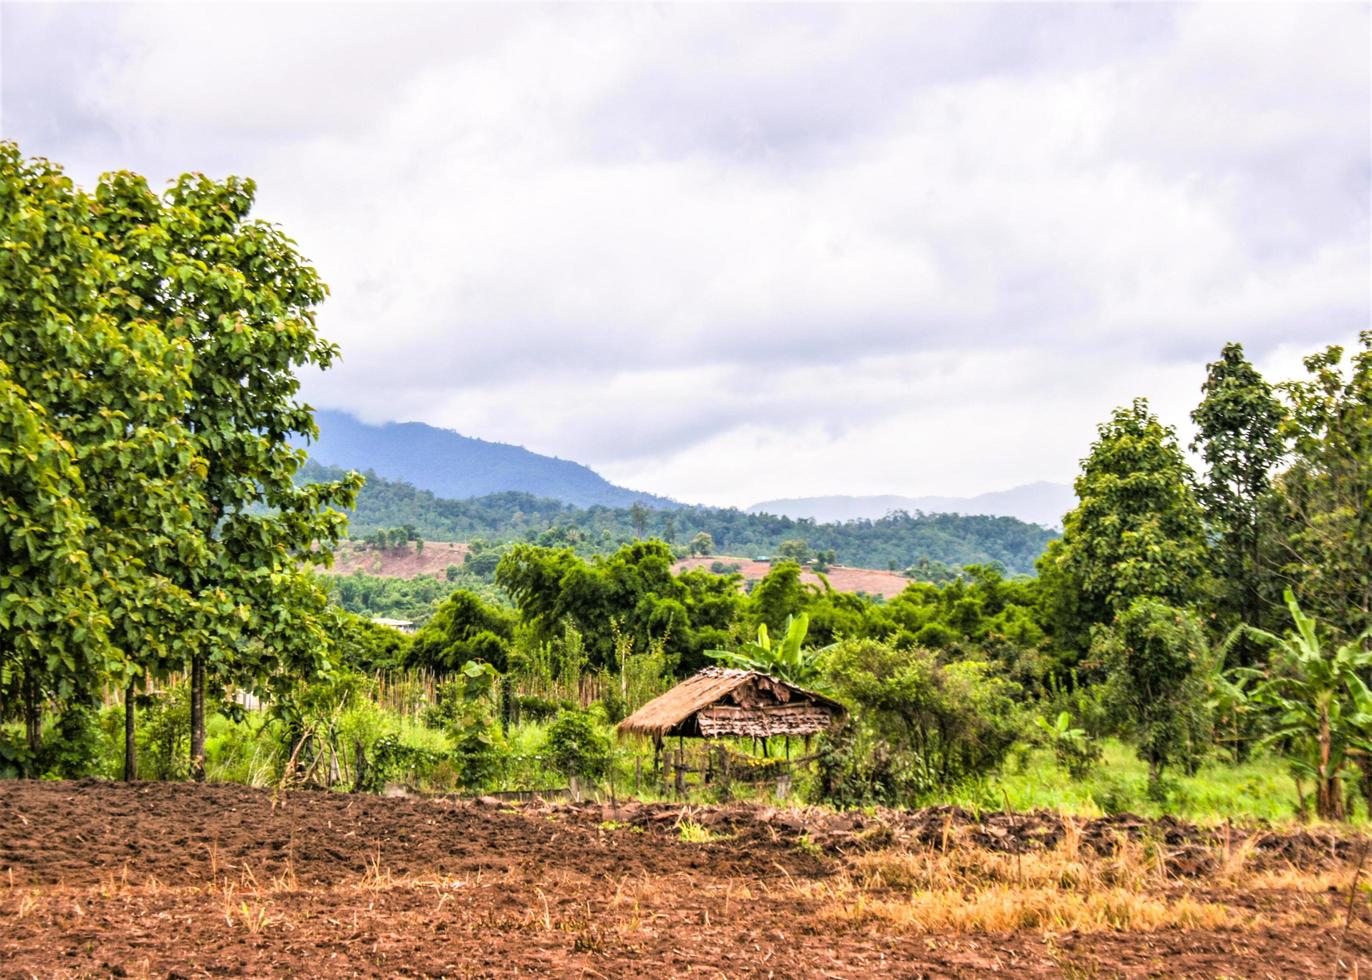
[{"xmin": 616, "ymin": 668, "xmax": 846, "ymax": 741}]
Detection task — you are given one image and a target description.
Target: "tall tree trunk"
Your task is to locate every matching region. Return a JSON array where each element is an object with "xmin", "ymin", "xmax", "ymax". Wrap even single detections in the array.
[
  {"xmin": 190, "ymin": 653, "xmax": 206, "ymax": 782},
  {"xmin": 123, "ymin": 679, "xmax": 138, "ymax": 782},
  {"xmin": 23, "ymin": 670, "xmax": 42, "ymax": 768}
]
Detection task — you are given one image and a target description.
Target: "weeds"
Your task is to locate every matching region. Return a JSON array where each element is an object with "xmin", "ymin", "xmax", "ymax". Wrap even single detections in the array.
[{"xmin": 676, "ymin": 818, "xmax": 731, "ymax": 844}]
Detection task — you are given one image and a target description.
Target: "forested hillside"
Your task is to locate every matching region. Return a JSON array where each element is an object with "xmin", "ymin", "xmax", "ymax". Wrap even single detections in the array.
[{"xmin": 302, "ymin": 460, "xmax": 1058, "ymax": 575}]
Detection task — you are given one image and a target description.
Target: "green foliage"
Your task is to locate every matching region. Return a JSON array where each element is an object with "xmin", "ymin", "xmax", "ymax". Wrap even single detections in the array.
[
  {"xmin": 823, "ymin": 638, "xmax": 1021, "ymax": 801},
  {"xmin": 1041, "ymin": 399, "xmax": 1207, "ymax": 663},
  {"xmin": 497, "ymin": 540, "xmax": 724, "ymax": 674},
  {"xmin": 1274, "ymin": 332, "xmax": 1372, "ymax": 644},
  {"xmin": 1096, "ymin": 599, "xmax": 1211, "ymax": 795},
  {"xmin": 814, "ymin": 720, "xmax": 921, "ymax": 809},
  {"xmin": 406, "ymin": 590, "xmax": 516, "ymax": 673},
  {"xmin": 302, "ymin": 460, "xmax": 1058, "ymax": 575},
  {"xmin": 1229, "ymin": 590, "xmax": 1372, "ymax": 821},
  {"xmin": 707, "ymin": 613, "xmax": 832, "ymax": 688},
  {"xmin": 1033, "ymin": 711, "xmax": 1100, "ymax": 780},
  {"xmin": 328, "ymin": 570, "xmax": 459, "ymax": 621},
  {"xmin": 334, "ymin": 610, "xmax": 412, "ymax": 672},
  {"xmin": 689, "ymin": 531, "xmax": 714, "ymax": 556},
  {"xmin": 1191, "ymin": 342, "xmax": 1287, "ymax": 651},
  {"xmin": 137, "ymin": 682, "xmax": 192, "ymax": 781},
  {"xmin": 543, "ymin": 709, "xmax": 610, "ymax": 780}
]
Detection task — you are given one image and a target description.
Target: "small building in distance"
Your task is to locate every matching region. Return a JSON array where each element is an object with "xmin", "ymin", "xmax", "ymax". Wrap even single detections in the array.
[
  {"xmin": 371, "ymin": 617, "xmax": 417, "ymax": 635},
  {"xmin": 616, "ymin": 667, "xmax": 846, "ymax": 744}
]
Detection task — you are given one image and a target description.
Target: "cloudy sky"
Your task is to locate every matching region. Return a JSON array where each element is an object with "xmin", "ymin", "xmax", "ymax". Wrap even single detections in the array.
[{"xmin": 3, "ymin": 3, "xmax": 1368, "ymax": 507}]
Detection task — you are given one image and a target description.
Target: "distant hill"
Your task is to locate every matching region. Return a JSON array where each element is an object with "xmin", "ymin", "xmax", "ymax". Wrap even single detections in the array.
[
  {"xmin": 307, "ymin": 410, "xmax": 677, "ymax": 509},
  {"xmin": 304, "ymin": 462, "xmax": 1059, "ymax": 576},
  {"xmin": 747, "ymin": 481, "xmax": 1074, "ymax": 529}
]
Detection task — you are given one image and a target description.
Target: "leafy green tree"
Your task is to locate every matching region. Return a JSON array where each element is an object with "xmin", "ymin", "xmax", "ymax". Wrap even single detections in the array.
[
  {"xmin": 1191, "ymin": 342, "xmax": 1287, "ymax": 653},
  {"xmin": 95, "ymin": 165, "xmax": 361, "ymax": 779},
  {"xmin": 1273, "ymin": 332, "xmax": 1372, "ymax": 645},
  {"xmin": 1229, "ymin": 590, "xmax": 1372, "ymax": 820},
  {"xmin": 749, "ymin": 560, "xmax": 806, "ymax": 635},
  {"xmin": 776, "ymin": 538, "xmax": 810, "ymax": 563},
  {"xmin": 1040, "ymin": 399, "xmax": 1206, "ymax": 661},
  {"xmin": 688, "ymin": 531, "xmax": 714, "ymax": 556},
  {"xmin": 1095, "ymin": 598, "xmax": 1210, "ymax": 796},
  {"xmin": 334, "ymin": 611, "xmax": 413, "ymax": 673},
  {"xmin": 543, "ymin": 708, "xmax": 611, "ymax": 780},
  {"xmin": 406, "ymin": 590, "xmax": 516, "ymax": 673},
  {"xmin": 0, "ymin": 144, "xmax": 210, "ymax": 777}
]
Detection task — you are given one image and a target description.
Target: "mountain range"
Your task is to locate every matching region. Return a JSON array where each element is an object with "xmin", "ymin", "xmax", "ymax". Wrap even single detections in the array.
[
  {"xmin": 308, "ymin": 410, "xmax": 677, "ymax": 510},
  {"xmin": 747, "ymin": 482, "xmax": 1074, "ymax": 529},
  {"xmin": 308, "ymin": 410, "xmax": 1073, "ymax": 528}
]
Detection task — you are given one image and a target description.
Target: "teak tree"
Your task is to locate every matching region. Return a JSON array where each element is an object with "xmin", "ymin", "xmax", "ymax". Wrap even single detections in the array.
[
  {"xmin": 93, "ymin": 169, "xmax": 361, "ymax": 780},
  {"xmin": 1, "ymin": 145, "xmax": 206, "ymax": 773}
]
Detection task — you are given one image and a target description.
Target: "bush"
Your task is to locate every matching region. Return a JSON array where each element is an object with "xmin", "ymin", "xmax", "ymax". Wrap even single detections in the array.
[
  {"xmin": 814, "ymin": 721, "xmax": 922, "ymax": 809},
  {"xmin": 823, "ymin": 639, "xmax": 1022, "ymax": 803},
  {"xmin": 543, "ymin": 709, "xmax": 610, "ymax": 781},
  {"xmin": 452, "ymin": 723, "xmax": 503, "ymax": 790}
]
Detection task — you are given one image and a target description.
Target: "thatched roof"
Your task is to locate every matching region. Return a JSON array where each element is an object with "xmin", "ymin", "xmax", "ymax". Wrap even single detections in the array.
[{"xmin": 616, "ymin": 668, "xmax": 846, "ymax": 739}]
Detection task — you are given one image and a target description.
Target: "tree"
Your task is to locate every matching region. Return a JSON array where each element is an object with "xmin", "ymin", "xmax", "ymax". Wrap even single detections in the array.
[
  {"xmin": 95, "ymin": 166, "xmax": 361, "ymax": 779},
  {"xmin": 1229, "ymin": 590, "xmax": 1372, "ymax": 820},
  {"xmin": 1095, "ymin": 598, "xmax": 1211, "ymax": 797},
  {"xmin": 1190, "ymin": 342, "xmax": 1287, "ymax": 652},
  {"xmin": 1040, "ymin": 399, "xmax": 1207, "ymax": 661},
  {"xmin": 406, "ymin": 590, "xmax": 516, "ymax": 673},
  {"xmin": 1273, "ymin": 332, "xmax": 1372, "ymax": 645},
  {"xmin": 0, "ymin": 144, "xmax": 209, "ymax": 777},
  {"xmin": 628, "ymin": 501, "xmax": 649, "ymax": 539},
  {"xmin": 776, "ymin": 538, "xmax": 810, "ymax": 563},
  {"xmin": 688, "ymin": 531, "xmax": 714, "ymax": 557},
  {"xmin": 749, "ymin": 561, "xmax": 807, "ymax": 635}
]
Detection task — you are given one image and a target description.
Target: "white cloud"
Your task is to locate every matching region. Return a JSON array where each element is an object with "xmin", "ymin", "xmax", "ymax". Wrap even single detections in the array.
[{"xmin": 2, "ymin": 3, "xmax": 1366, "ymax": 505}]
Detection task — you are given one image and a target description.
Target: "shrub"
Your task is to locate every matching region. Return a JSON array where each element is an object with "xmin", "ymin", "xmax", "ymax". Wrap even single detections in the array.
[
  {"xmin": 543, "ymin": 709, "xmax": 610, "ymax": 781},
  {"xmin": 822, "ymin": 639, "xmax": 1022, "ymax": 803}
]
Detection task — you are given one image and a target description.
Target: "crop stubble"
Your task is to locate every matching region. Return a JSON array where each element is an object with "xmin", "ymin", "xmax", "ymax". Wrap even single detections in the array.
[{"xmin": 0, "ymin": 780, "xmax": 1367, "ymax": 977}]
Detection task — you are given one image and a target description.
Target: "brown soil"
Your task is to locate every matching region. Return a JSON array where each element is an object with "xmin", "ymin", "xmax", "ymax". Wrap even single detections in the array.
[
  {"xmin": 325, "ymin": 541, "xmax": 469, "ymax": 580},
  {"xmin": 2, "ymin": 781, "xmax": 1368, "ymax": 978},
  {"xmin": 675, "ymin": 556, "xmax": 912, "ymax": 598}
]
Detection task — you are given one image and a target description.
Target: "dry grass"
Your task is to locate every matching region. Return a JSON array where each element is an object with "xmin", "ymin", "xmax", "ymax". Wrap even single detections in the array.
[{"xmin": 792, "ymin": 821, "xmax": 1346, "ymax": 935}]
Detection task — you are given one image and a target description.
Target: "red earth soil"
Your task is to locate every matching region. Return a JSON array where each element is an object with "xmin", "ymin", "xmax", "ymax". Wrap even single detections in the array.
[
  {"xmin": 325, "ymin": 541, "xmax": 470, "ymax": 580},
  {"xmin": 674, "ymin": 556, "xmax": 912, "ymax": 599},
  {"xmin": 1, "ymin": 780, "xmax": 1368, "ymax": 978}
]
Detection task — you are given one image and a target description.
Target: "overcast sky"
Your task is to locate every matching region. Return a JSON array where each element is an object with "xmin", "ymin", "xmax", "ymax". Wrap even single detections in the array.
[{"xmin": 3, "ymin": 3, "xmax": 1368, "ymax": 507}]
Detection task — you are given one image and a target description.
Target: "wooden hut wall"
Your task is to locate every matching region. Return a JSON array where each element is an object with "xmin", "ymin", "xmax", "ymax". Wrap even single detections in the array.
[{"xmin": 695, "ymin": 702, "xmax": 836, "ymax": 738}]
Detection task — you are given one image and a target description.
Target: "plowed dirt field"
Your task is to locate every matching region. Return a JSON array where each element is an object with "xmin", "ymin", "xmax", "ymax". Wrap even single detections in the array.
[{"xmin": 1, "ymin": 781, "xmax": 1368, "ymax": 977}]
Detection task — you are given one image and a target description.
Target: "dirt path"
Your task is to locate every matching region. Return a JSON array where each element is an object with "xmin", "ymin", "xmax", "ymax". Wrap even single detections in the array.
[{"xmin": 1, "ymin": 781, "xmax": 1367, "ymax": 977}]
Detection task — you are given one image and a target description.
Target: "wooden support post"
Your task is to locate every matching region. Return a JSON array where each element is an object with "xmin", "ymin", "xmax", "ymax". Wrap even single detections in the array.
[
  {"xmin": 634, "ymin": 756, "xmax": 642, "ymax": 795},
  {"xmin": 673, "ymin": 748, "xmax": 685, "ymax": 798}
]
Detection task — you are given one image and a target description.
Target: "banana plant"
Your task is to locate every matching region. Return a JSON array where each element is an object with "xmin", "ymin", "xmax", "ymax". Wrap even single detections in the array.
[
  {"xmin": 1227, "ymin": 590, "xmax": 1372, "ymax": 821},
  {"xmin": 1034, "ymin": 710, "xmax": 1087, "ymax": 747},
  {"xmin": 1033, "ymin": 710, "xmax": 1100, "ymax": 778},
  {"xmin": 706, "ymin": 613, "xmax": 834, "ymax": 688}
]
